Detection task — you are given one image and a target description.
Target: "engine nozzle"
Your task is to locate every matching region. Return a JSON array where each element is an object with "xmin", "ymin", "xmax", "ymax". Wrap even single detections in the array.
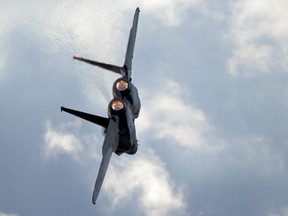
[
  {"xmin": 116, "ymin": 79, "xmax": 129, "ymax": 91},
  {"xmin": 108, "ymin": 98, "xmax": 125, "ymax": 117},
  {"xmin": 111, "ymin": 98, "xmax": 124, "ymax": 111}
]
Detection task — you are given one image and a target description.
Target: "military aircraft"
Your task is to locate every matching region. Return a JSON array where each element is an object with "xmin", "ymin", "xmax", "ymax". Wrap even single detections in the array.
[{"xmin": 61, "ymin": 7, "xmax": 141, "ymax": 204}]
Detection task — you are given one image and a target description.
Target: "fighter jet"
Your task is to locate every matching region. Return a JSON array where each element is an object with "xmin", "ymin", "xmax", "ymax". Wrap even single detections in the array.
[{"xmin": 61, "ymin": 7, "xmax": 140, "ymax": 204}]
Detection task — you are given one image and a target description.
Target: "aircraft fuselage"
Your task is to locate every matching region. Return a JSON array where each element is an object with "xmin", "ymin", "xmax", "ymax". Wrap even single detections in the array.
[{"xmin": 108, "ymin": 78, "xmax": 140, "ymax": 155}]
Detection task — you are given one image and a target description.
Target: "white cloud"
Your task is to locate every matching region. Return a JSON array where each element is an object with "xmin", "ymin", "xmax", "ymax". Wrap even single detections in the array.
[
  {"xmin": 35, "ymin": 1, "xmax": 125, "ymax": 60},
  {"xmin": 0, "ymin": 0, "xmax": 126, "ymax": 96},
  {"xmin": 104, "ymin": 149, "xmax": 188, "ymax": 216},
  {"xmin": 227, "ymin": 43, "xmax": 273, "ymax": 76},
  {"xmin": 43, "ymin": 120, "xmax": 83, "ymax": 159},
  {"xmin": 138, "ymin": 79, "xmax": 211, "ymax": 149},
  {"xmin": 0, "ymin": 212, "xmax": 19, "ymax": 216},
  {"xmin": 0, "ymin": 0, "xmax": 203, "ymax": 62},
  {"xmin": 43, "ymin": 119, "xmax": 101, "ymax": 168},
  {"xmin": 43, "ymin": 119, "xmax": 187, "ymax": 215},
  {"xmin": 227, "ymin": 0, "xmax": 288, "ymax": 76},
  {"xmin": 136, "ymin": 0, "xmax": 202, "ymax": 26}
]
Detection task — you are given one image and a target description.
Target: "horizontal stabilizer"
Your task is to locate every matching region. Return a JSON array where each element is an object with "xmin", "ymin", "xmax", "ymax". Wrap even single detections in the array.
[
  {"xmin": 92, "ymin": 117, "xmax": 119, "ymax": 204},
  {"xmin": 73, "ymin": 56, "xmax": 124, "ymax": 76},
  {"xmin": 61, "ymin": 106, "xmax": 109, "ymax": 128}
]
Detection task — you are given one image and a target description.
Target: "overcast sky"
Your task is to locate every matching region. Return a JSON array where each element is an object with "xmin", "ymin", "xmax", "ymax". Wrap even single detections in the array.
[{"xmin": 1, "ymin": 0, "xmax": 288, "ymax": 216}]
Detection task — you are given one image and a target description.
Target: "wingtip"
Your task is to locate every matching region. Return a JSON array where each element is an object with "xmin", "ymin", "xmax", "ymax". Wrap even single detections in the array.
[
  {"xmin": 60, "ymin": 106, "xmax": 63, "ymax": 112},
  {"xmin": 73, "ymin": 55, "xmax": 83, "ymax": 60},
  {"xmin": 136, "ymin": 7, "xmax": 140, "ymax": 12},
  {"xmin": 92, "ymin": 196, "xmax": 96, "ymax": 205}
]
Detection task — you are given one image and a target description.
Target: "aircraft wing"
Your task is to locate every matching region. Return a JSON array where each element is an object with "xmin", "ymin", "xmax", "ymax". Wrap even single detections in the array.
[
  {"xmin": 61, "ymin": 106, "xmax": 109, "ymax": 128},
  {"xmin": 124, "ymin": 7, "xmax": 140, "ymax": 79},
  {"xmin": 92, "ymin": 116, "xmax": 119, "ymax": 204},
  {"xmin": 72, "ymin": 7, "xmax": 140, "ymax": 79},
  {"xmin": 73, "ymin": 56, "xmax": 123, "ymax": 75}
]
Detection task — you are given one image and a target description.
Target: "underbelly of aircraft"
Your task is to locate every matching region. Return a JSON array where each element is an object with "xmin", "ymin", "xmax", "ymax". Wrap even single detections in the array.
[{"xmin": 115, "ymin": 128, "xmax": 137, "ymax": 155}]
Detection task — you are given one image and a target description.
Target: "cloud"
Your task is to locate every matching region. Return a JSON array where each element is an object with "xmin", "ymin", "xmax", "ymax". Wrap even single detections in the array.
[
  {"xmin": 136, "ymin": 0, "xmax": 202, "ymax": 26},
  {"xmin": 227, "ymin": 43, "xmax": 273, "ymax": 76},
  {"xmin": 104, "ymin": 149, "xmax": 188, "ymax": 216},
  {"xmin": 43, "ymin": 119, "xmax": 83, "ymax": 159},
  {"xmin": 0, "ymin": 212, "xmax": 19, "ymax": 216},
  {"xmin": 227, "ymin": 0, "xmax": 288, "ymax": 76},
  {"xmin": 0, "ymin": 0, "xmax": 205, "ymax": 92},
  {"xmin": 0, "ymin": 0, "xmax": 126, "ymax": 97},
  {"xmin": 0, "ymin": 0, "xmax": 203, "ymax": 60},
  {"xmin": 43, "ymin": 119, "xmax": 101, "ymax": 168},
  {"xmin": 43, "ymin": 120, "xmax": 187, "ymax": 215},
  {"xmin": 138, "ymin": 79, "xmax": 211, "ymax": 149}
]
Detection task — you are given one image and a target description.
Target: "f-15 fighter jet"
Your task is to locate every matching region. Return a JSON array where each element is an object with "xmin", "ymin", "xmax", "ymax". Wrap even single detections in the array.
[{"xmin": 61, "ymin": 7, "xmax": 140, "ymax": 204}]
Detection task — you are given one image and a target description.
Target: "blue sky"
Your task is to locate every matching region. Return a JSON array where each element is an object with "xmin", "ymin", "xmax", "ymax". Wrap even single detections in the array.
[{"xmin": 1, "ymin": 0, "xmax": 288, "ymax": 216}]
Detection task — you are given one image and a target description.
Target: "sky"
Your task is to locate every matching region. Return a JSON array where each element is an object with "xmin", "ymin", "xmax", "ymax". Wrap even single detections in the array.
[{"xmin": 1, "ymin": 0, "xmax": 288, "ymax": 216}]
